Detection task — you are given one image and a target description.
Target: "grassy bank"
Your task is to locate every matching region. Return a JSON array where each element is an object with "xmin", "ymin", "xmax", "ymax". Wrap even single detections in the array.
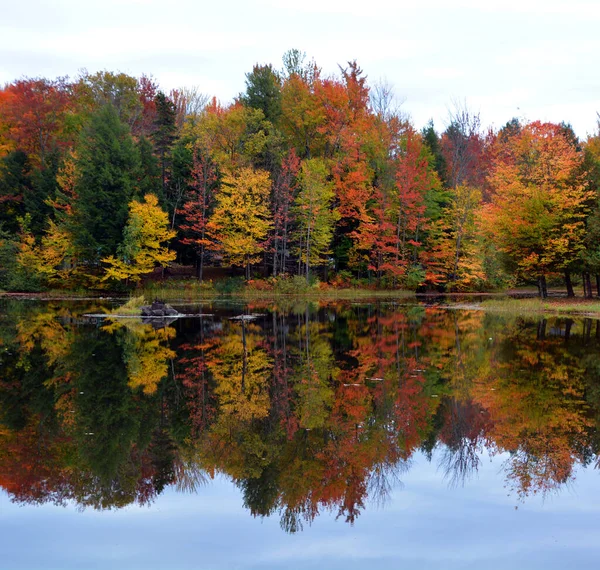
[
  {"xmin": 140, "ymin": 280, "xmax": 414, "ymax": 302},
  {"xmin": 474, "ymin": 297, "xmax": 600, "ymax": 317}
]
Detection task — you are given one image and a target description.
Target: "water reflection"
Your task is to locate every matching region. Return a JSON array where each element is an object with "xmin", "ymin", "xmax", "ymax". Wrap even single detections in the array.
[{"xmin": 0, "ymin": 299, "xmax": 599, "ymax": 530}]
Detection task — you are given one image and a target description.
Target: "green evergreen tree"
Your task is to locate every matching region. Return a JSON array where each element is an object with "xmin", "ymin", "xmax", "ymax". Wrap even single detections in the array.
[
  {"xmin": 241, "ymin": 64, "xmax": 282, "ymax": 124},
  {"xmin": 26, "ymin": 151, "xmax": 60, "ymax": 237},
  {"xmin": 71, "ymin": 104, "xmax": 139, "ymax": 263},
  {"xmin": 422, "ymin": 120, "xmax": 448, "ymax": 187},
  {"xmin": 136, "ymin": 135, "xmax": 163, "ymax": 203},
  {"xmin": 0, "ymin": 150, "xmax": 30, "ymax": 234},
  {"xmin": 152, "ymin": 91, "xmax": 177, "ymax": 196}
]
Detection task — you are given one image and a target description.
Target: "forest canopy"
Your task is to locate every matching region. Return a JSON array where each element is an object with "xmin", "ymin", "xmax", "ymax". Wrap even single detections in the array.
[{"xmin": 1, "ymin": 51, "xmax": 599, "ymax": 297}]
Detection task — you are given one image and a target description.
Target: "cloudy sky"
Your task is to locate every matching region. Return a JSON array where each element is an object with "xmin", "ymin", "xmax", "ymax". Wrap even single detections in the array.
[
  {"xmin": 4, "ymin": 451, "xmax": 600, "ymax": 569},
  {"xmin": 2, "ymin": 0, "xmax": 600, "ymax": 136}
]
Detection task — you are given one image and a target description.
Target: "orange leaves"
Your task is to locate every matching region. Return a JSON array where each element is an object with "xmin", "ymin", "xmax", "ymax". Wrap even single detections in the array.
[
  {"xmin": 0, "ymin": 78, "xmax": 72, "ymax": 167},
  {"xmin": 485, "ymin": 121, "xmax": 591, "ymax": 279}
]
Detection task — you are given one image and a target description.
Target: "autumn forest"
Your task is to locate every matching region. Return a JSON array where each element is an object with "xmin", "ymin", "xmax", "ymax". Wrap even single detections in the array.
[{"xmin": 1, "ymin": 50, "xmax": 599, "ymax": 297}]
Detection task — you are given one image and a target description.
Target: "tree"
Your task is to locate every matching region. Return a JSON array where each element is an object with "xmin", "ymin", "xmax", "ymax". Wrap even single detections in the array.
[
  {"xmin": 422, "ymin": 120, "xmax": 448, "ymax": 186},
  {"xmin": 241, "ymin": 64, "xmax": 282, "ymax": 124},
  {"xmin": 441, "ymin": 103, "xmax": 487, "ymax": 190},
  {"xmin": 280, "ymin": 72, "xmax": 325, "ymax": 159},
  {"xmin": 0, "ymin": 151, "xmax": 30, "ymax": 234},
  {"xmin": 208, "ymin": 167, "xmax": 272, "ymax": 278},
  {"xmin": 152, "ymin": 91, "xmax": 177, "ymax": 198},
  {"xmin": 15, "ymin": 217, "xmax": 75, "ymax": 287},
  {"xmin": 271, "ymin": 150, "xmax": 300, "ymax": 276},
  {"xmin": 71, "ymin": 104, "xmax": 139, "ymax": 263},
  {"xmin": 292, "ymin": 158, "xmax": 338, "ymax": 281},
  {"xmin": 135, "ymin": 136, "xmax": 162, "ymax": 201},
  {"xmin": 102, "ymin": 193, "xmax": 176, "ymax": 283},
  {"xmin": 178, "ymin": 142, "xmax": 217, "ymax": 281},
  {"xmin": 483, "ymin": 121, "xmax": 592, "ymax": 298},
  {"xmin": 75, "ymin": 70, "xmax": 145, "ymax": 132},
  {"xmin": 0, "ymin": 78, "xmax": 72, "ymax": 169},
  {"xmin": 428, "ymin": 185, "xmax": 485, "ymax": 290}
]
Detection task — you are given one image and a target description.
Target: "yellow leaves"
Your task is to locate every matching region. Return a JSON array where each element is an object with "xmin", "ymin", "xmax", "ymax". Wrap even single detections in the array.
[
  {"xmin": 486, "ymin": 121, "xmax": 590, "ymax": 277},
  {"xmin": 428, "ymin": 185, "xmax": 485, "ymax": 290},
  {"xmin": 102, "ymin": 193, "xmax": 176, "ymax": 283},
  {"xmin": 16, "ymin": 309, "xmax": 72, "ymax": 365},
  {"xmin": 15, "ymin": 219, "xmax": 76, "ymax": 286},
  {"xmin": 105, "ymin": 317, "xmax": 176, "ymax": 395},
  {"xmin": 126, "ymin": 326, "xmax": 176, "ymax": 395},
  {"xmin": 208, "ymin": 168, "xmax": 272, "ymax": 268},
  {"xmin": 101, "ymin": 255, "xmax": 134, "ymax": 282},
  {"xmin": 185, "ymin": 102, "xmax": 267, "ymax": 170},
  {"xmin": 209, "ymin": 322, "xmax": 272, "ymax": 423}
]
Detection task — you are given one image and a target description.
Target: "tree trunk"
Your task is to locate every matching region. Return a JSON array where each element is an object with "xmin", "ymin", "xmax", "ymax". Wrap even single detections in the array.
[
  {"xmin": 273, "ymin": 239, "xmax": 279, "ymax": 278},
  {"xmin": 537, "ymin": 275, "xmax": 548, "ymax": 299},
  {"xmin": 596, "ymin": 274, "xmax": 600, "ymax": 297},
  {"xmin": 564, "ymin": 271, "xmax": 574, "ymax": 298},
  {"xmin": 584, "ymin": 272, "xmax": 593, "ymax": 299},
  {"xmin": 305, "ymin": 224, "xmax": 311, "ymax": 284}
]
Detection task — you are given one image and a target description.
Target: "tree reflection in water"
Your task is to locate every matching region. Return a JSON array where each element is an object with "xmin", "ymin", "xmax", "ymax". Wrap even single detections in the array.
[{"xmin": 0, "ymin": 299, "xmax": 599, "ymax": 530}]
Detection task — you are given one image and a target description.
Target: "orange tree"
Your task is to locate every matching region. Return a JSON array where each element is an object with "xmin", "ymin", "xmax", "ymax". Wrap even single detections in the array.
[{"xmin": 482, "ymin": 121, "xmax": 592, "ymax": 297}]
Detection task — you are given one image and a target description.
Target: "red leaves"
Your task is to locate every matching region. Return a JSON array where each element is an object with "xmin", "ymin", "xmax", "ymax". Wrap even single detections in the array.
[{"xmin": 0, "ymin": 78, "xmax": 72, "ymax": 167}]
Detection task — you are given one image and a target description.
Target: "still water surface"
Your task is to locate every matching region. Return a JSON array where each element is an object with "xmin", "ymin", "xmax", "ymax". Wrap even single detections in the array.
[{"xmin": 1, "ymin": 298, "xmax": 600, "ymax": 569}]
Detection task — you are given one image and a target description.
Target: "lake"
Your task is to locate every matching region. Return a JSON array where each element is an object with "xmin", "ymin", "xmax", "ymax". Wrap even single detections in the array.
[{"xmin": 1, "ymin": 297, "xmax": 600, "ymax": 569}]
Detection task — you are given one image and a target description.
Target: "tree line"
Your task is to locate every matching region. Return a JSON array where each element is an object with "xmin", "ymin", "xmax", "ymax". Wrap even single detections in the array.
[{"xmin": 1, "ymin": 50, "xmax": 600, "ymax": 296}]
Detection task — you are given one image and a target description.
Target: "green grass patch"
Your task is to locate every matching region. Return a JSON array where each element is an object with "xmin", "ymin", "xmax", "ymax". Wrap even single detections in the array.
[
  {"xmin": 107, "ymin": 295, "xmax": 147, "ymax": 315},
  {"xmin": 480, "ymin": 297, "xmax": 600, "ymax": 316},
  {"xmin": 138, "ymin": 277, "xmax": 414, "ymax": 303}
]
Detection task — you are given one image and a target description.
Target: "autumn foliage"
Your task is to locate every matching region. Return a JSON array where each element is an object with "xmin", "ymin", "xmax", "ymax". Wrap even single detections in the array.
[{"xmin": 1, "ymin": 56, "xmax": 600, "ymax": 294}]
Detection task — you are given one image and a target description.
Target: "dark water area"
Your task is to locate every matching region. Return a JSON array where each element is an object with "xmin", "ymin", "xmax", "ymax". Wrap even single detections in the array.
[{"xmin": 1, "ymin": 297, "xmax": 600, "ymax": 569}]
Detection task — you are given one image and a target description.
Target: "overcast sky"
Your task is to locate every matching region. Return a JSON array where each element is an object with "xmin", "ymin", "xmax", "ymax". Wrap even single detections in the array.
[
  {"xmin": 2, "ymin": 0, "xmax": 600, "ymax": 137},
  {"xmin": 4, "ymin": 452, "xmax": 600, "ymax": 569}
]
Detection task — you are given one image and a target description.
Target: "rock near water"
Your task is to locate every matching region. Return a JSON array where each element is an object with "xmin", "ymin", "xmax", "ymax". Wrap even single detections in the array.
[{"xmin": 140, "ymin": 301, "xmax": 179, "ymax": 317}]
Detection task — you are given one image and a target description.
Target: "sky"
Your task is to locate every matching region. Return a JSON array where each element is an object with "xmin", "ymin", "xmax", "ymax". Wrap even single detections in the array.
[
  {"xmin": 1, "ymin": 0, "xmax": 600, "ymax": 137},
  {"xmin": 3, "ymin": 451, "xmax": 600, "ymax": 570}
]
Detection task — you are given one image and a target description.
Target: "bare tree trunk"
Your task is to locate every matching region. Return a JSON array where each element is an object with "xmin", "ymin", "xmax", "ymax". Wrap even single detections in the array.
[
  {"xmin": 198, "ymin": 247, "xmax": 204, "ymax": 282},
  {"xmin": 584, "ymin": 272, "xmax": 593, "ymax": 299},
  {"xmin": 565, "ymin": 271, "xmax": 574, "ymax": 298},
  {"xmin": 537, "ymin": 275, "xmax": 548, "ymax": 299},
  {"xmin": 305, "ymin": 223, "xmax": 311, "ymax": 284}
]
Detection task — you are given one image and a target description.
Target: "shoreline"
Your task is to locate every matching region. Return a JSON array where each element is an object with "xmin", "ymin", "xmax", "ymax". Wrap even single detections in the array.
[{"xmin": 2, "ymin": 288, "xmax": 600, "ymax": 318}]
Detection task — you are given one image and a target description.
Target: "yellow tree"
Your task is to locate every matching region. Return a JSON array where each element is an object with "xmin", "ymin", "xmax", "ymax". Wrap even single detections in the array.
[
  {"xmin": 208, "ymin": 168, "xmax": 272, "ymax": 279},
  {"xmin": 427, "ymin": 185, "xmax": 486, "ymax": 290},
  {"xmin": 15, "ymin": 216, "xmax": 76, "ymax": 288},
  {"xmin": 292, "ymin": 158, "xmax": 339, "ymax": 282},
  {"xmin": 102, "ymin": 193, "xmax": 176, "ymax": 283}
]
